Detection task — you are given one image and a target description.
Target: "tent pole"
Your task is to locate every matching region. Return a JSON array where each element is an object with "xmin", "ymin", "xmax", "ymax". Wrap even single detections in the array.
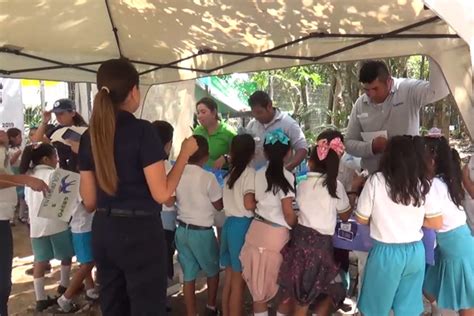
[
  {"xmin": 104, "ymin": 0, "xmax": 124, "ymax": 58},
  {"xmin": 206, "ymin": 16, "xmax": 445, "ymax": 72}
]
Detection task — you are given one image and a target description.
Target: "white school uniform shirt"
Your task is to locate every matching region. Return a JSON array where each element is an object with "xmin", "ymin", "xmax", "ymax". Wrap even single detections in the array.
[
  {"xmin": 356, "ymin": 172, "xmax": 442, "ymax": 243},
  {"xmin": 0, "ymin": 147, "xmax": 17, "ymax": 220},
  {"xmin": 24, "ymin": 165, "xmax": 69, "ymax": 238},
  {"xmin": 175, "ymin": 164, "xmax": 222, "ymax": 227},
  {"xmin": 223, "ymin": 166, "xmax": 256, "ymax": 218},
  {"xmin": 255, "ymin": 166, "xmax": 295, "ymax": 229},
  {"xmin": 69, "ymin": 201, "xmax": 93, "ymax": 234},
  {"xmin": 425, "ymin": 177, "xmax": 466, "ymax": 233},
  {"xmin": 7, "ymin": 147, "xmax": 22, "ymax": 168},
  {"xmin": 297, "ymin": 172, "xmax": 350, "ymax": 235}
]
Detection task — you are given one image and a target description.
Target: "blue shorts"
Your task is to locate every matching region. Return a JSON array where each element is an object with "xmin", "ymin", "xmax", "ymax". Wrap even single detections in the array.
[
  {"xmin": 31, "ymin": 230, "xmax": 75, "ymax": 262},
  {"xmin": 175, "ymin": 226, "xmax": 219, "ymax": 282},
  {"xmin": 220, "ymin": 216, "xmax": 252, "ymax": 272},
  {"xmin": 358, "ymin": 240, "xmax": 425, "ymax": 316},
  {"xmin": 72, "ymin": 232, "xmax": 93, "ymax": 264}
]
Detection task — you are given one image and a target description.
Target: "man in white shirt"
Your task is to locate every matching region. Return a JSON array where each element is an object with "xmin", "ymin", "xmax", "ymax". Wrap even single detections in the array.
[
  {"xmin": 246, "ymin": 91, "xmax": 308, "ymax": 170},
  {"xmin": 346, "ymin": 59, "xmax": 449, "ymax": 173}
]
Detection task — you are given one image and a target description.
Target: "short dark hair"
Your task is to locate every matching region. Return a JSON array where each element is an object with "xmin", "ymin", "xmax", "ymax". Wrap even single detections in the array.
[
  {"xmin": 196, "ymin": 97, "xmax": 219, "ymax": 120},
  {"xmin": 151, "ymin": 120, "xmax": 174, "ymax": 145},
  {"xmin": 359, "ymin": 60, "xmax": 390, "ymax": 83},
  {"xmin": 7, "ymin": 127, "xmax": 21, "ymax": 140},
  {"xmin": 248, "ymin": 90, "xmax": 271, "ymax": 109},
  {"xmin": 189, "ymin": 135, "xmax": 209, "ymax": 164}
]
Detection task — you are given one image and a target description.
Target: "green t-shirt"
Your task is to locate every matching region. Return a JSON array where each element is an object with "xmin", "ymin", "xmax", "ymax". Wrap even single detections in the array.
[{"xmin": 193, "ymin": 122, "xmax": 236, "ymax": 168}]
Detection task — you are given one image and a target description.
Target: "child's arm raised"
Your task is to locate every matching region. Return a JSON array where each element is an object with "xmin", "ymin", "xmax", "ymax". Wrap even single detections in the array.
[
  {"xmin": 281, "ymin": 197, "xmax": 297, "ymax": 227},
  {"xmin": 145, "ymin": 137, "xmax": 198, "ymax": 203}
]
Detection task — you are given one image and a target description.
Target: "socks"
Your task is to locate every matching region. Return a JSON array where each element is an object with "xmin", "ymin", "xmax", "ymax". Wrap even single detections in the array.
[
  {"xmin": 33, "ymin": 277, "xmax": 47, "ymax": 301},
  {"xmin": 255, "ymin": 312, "xmax": 269, "ymax": 316},
  {"xmin": 57, "ymin": 295, "xmax": 73, "ymax": 312},
  {"xmin": 60, "ymin": 265, "xmax": 71, "ymax": 288}
]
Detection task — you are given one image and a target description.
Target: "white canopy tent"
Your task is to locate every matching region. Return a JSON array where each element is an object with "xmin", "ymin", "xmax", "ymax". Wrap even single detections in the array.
[{"xmin": 0, "ymin": 0, "xmax": 472, "ymax": 135}]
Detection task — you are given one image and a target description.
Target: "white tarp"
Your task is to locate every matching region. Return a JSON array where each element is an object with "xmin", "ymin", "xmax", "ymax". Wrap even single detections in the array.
[
  {"xmin": 0, "ymin": 78, "xmax": 24, "ymax": 132},
  {"xmin": 0, "ymin": 0, "xmax": 472, "ymax": 134}
]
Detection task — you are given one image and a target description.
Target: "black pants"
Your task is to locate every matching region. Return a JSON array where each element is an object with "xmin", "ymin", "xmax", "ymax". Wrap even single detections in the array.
[
  {"xmin": 92, "ymin": 212, "xmax": 168, "ymax": 316},
  {"xmin": 0, "ymin": 221, "xmax": 13, "ymax": 316}
]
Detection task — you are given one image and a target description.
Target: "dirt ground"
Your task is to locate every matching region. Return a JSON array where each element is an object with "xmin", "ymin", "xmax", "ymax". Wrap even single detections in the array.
[{"xmin": 8, "ymin": 222, "xmax": 458, "ymax": 316}]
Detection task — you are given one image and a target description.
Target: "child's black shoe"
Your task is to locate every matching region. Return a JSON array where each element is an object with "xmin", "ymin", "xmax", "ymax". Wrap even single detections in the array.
[{"xmin": 35, "ymin": 296, "xmax": 57, "ymax": 312}]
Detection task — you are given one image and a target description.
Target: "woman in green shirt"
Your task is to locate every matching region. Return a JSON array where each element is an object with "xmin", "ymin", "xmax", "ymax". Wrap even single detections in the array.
[{"xmin": 193, "ymin": 97, "xmax": 236, "ymax": 170}]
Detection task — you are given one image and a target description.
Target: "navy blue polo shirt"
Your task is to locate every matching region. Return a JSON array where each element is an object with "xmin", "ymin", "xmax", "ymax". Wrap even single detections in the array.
[{"xmin": 78, "ymin": 111, "xmax": 167, "ymax": 212}]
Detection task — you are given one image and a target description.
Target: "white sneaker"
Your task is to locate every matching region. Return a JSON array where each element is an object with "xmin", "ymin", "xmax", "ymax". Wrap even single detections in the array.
[
  {"xmin": 57, "ymin": 295, "xmax": 77, "ymax": 313},
  {"xmin": 86, "ymin": 288, "xmax": 99, "ymax": 301}
]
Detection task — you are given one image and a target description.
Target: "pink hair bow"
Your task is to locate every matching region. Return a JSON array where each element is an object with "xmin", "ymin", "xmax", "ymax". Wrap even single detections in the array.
[{"xmin": 317, "ymin": 137, "xmax": 345, "ymax": 160}]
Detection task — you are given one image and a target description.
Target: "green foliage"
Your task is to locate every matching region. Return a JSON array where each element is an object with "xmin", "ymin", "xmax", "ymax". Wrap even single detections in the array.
[{"xmin": 24, "ymin": 106, "xmax": 42, "ymax": 129}]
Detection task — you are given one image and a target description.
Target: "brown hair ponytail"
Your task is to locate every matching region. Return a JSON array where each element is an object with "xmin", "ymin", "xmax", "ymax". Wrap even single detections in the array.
[
  {"xmin": 90, "ymin": 89, "xmax": 118, "ymax": 195},
  {"xmin": 90, "ymin": 59, "xmax": 139, "ymax": 195}
]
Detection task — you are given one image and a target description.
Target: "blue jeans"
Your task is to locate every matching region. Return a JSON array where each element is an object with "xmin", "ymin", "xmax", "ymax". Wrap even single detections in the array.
[{"xmin": 0, "ymin": 220, "xmax": 12, "ymax": 316}]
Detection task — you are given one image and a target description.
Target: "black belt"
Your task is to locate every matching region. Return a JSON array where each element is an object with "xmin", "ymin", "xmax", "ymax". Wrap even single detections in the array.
[
  {"xmin": 96, "ymin": 208, "xmax": 157, "ymax": 218},
  {"xmin": 177, "ymin": 219, "xmax": 212, "ymax": 230}
]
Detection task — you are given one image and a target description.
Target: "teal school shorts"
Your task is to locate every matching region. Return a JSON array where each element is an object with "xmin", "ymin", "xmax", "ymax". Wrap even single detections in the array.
[
  {"xmin": 175, "ymin": 225, "xmax": 219, "ymax": 282},
  {"xmin": 358, "ymin": 240, "xmax": 425, "ymax": 316},
  {"xmin": 31, "ymin": 229, "xmax": 75, "ymax": 262}
]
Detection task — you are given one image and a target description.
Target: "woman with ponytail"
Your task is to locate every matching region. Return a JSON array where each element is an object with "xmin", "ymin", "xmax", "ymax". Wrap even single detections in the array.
[
  {"xmin": 78, "ymin": 59, "xmax": 198, "ymax": 316},
  {"xmin": 239, "ymin": 128, "xmax": 297, "ymax": 316}
]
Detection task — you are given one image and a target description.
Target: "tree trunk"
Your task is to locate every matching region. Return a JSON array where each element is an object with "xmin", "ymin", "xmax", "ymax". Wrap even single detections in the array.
[{"xmin": 327, "ymin": 73, "xmax": 337, "ymax": 124}]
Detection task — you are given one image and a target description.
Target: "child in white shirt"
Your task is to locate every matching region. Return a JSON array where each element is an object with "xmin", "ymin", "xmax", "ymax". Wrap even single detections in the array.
[
  {"xmin": 220, "ymin": 134, "xmax": 256, "ymax": 316},
  {"xmin": 23, "ymin": 143, "xmax": 74, "ymax": 312},
  {"xmin": 423, "ymin": 135, "xmax": 474, "ymax": 314},
  {"xmin": 57, "ymin": 201, "xmax": 97, "ymax": 312},
  {"xmin": 278, "ymin": 130, "xmax": 351, "ymax": 316},
  {"xmin": 355, "ymin": 135, "xmax": 443, "ymax": 316},
  {"xmin": 173, "ymin": 135, "xmax": 223, "ymax": 316},
  {"xmin": 239, "ymin": 128, "xmax": 297, "ymax": 316}
]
